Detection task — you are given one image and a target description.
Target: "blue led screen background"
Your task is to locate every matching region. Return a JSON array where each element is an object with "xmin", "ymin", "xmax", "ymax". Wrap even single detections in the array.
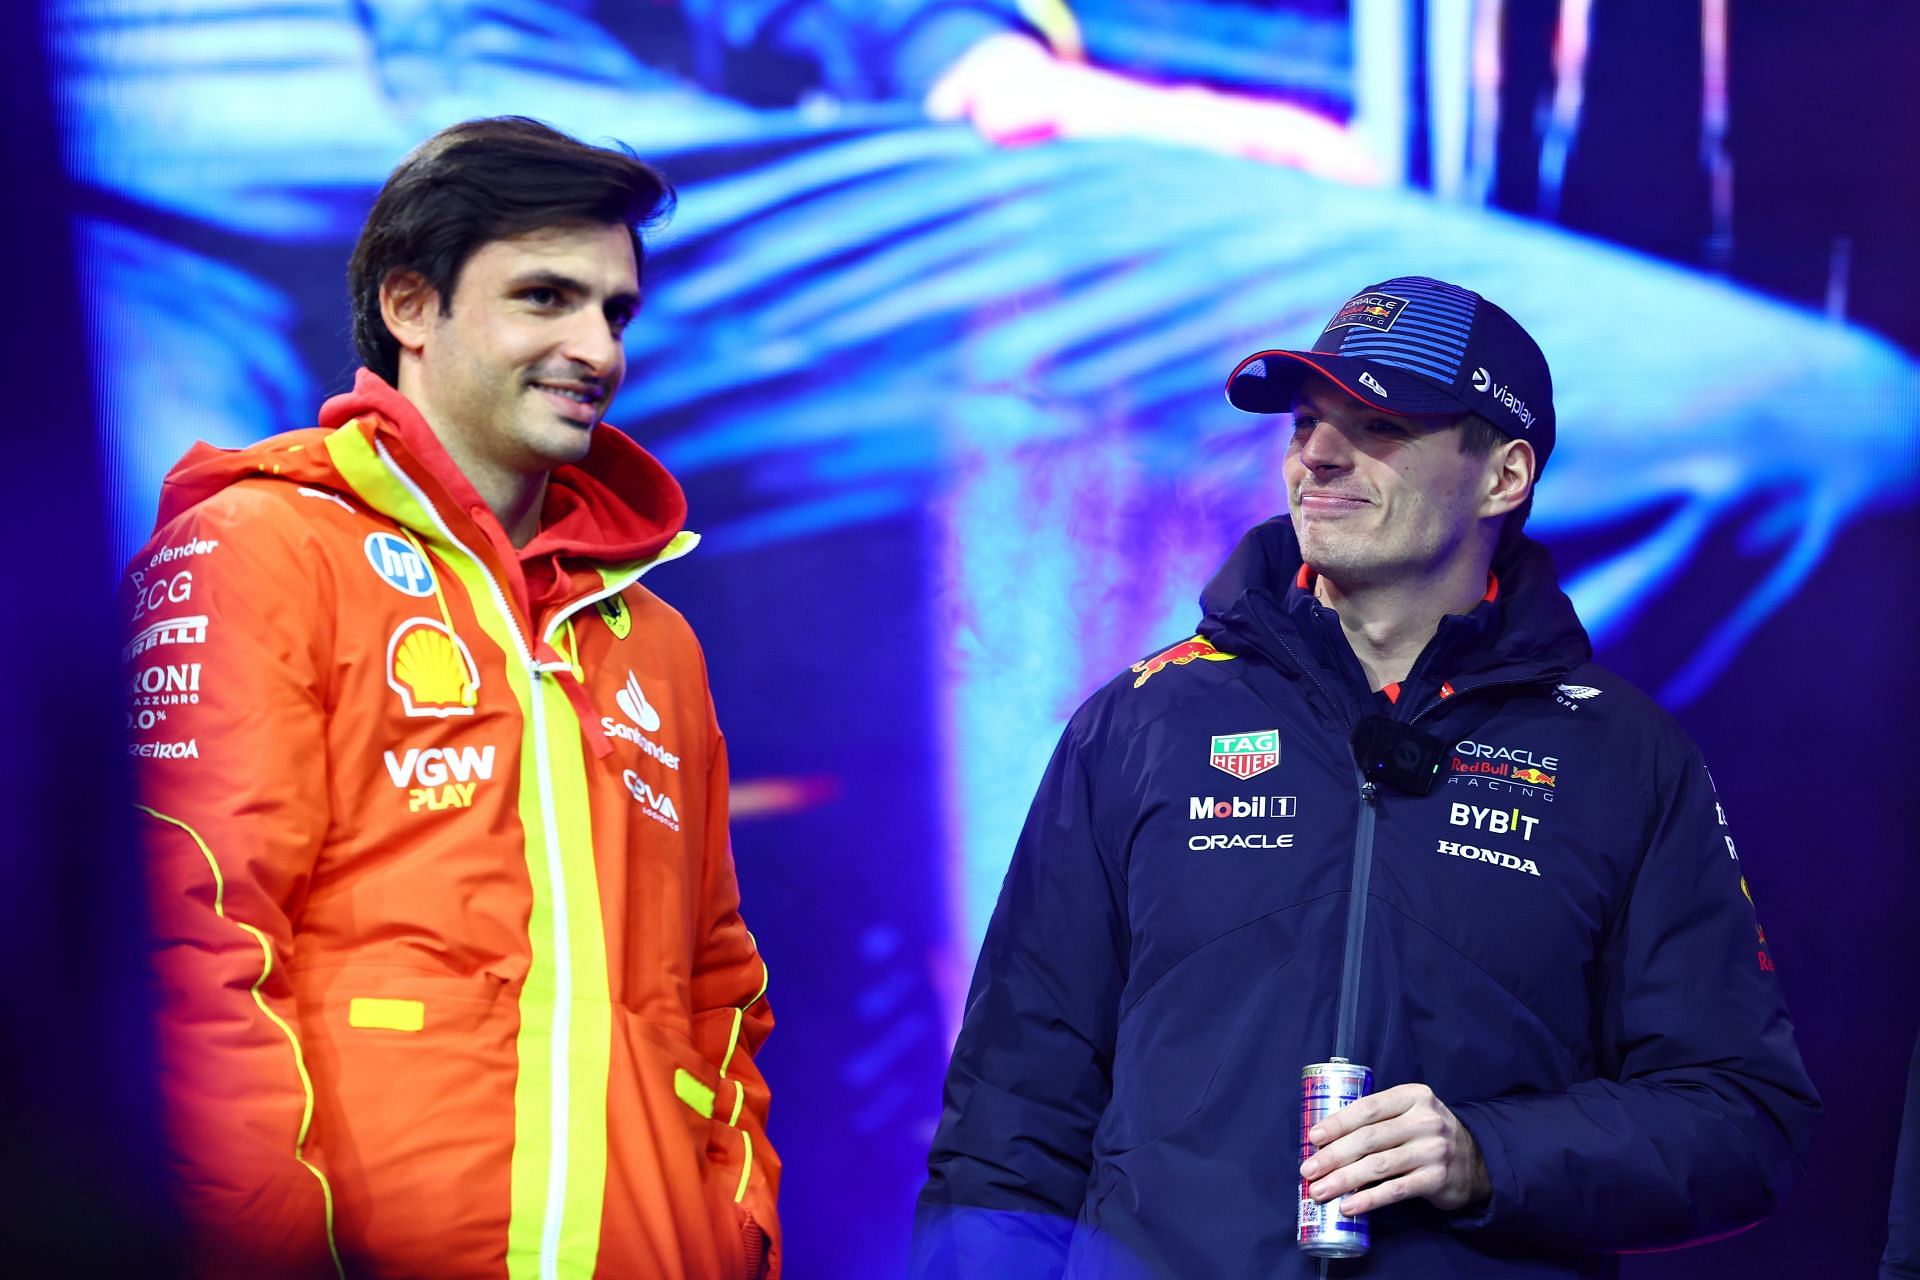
[{"xmin": 15, "ymin": 0, "xmax": 1920, "ymax": 1274}]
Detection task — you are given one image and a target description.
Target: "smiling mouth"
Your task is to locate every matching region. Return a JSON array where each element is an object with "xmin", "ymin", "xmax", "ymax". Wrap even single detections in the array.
[
  {"xmin": 1297, "ymin": 490, "xmax": 1371, "ymax": 509},
  {"xmin": 530, "ymin": 380, "xmax": 605, "ymax": 422}
]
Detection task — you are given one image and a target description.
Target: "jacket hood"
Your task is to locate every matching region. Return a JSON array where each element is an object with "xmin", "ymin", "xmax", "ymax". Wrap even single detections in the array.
[
  {"xmin": 1199, "ymin": 517, "xmax": 1592, "ymax": 687},
  {"xmin": 154, "ymin": 370, "xmax": 687, "ymax": 567}
]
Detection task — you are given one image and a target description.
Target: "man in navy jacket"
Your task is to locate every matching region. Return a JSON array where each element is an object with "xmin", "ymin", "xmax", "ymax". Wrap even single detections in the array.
[{"xmin": 912, "ymin": 276, "xmax": 1820, "ymax": 1278}]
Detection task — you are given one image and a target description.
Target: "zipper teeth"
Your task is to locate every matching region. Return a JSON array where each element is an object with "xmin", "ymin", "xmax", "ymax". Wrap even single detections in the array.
[
  {"xmin": 1249, "ymin": 594, "xmax": 1376, "ymax": 1065},
  {"xmin": 370, "ymin": 441, "xmax": 569, "ymax": 1273},
  {"xmin": 373, "ymin": 441, "xmax": 534, "ymax": 666},
  {"xmin": 531, "ymin": 684, "xmax": 570, "ymax": 1280},
  {"xmin": 1335, "ymin": 793, "xmax": 1376, "ymax": 1061}
]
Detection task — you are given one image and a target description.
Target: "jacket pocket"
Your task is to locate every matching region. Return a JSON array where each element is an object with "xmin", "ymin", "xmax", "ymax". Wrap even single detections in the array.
[{"xmin": 620, "ymin": 1014, "xmax": 768, "ymax": 1280}]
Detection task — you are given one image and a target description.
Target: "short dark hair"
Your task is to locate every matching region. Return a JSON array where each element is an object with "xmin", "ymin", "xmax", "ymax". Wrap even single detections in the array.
[
  {"xmin": 1456, "ymin": 413, "xmax": 1534, "ymax": 553},
  {"xmin": 348, "ymin": 117, "xmax": 675, "ymax": 383}
]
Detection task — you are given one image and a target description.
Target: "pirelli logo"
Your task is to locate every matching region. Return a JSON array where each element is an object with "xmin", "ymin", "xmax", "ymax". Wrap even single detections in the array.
[{"xmin": 122, "ymin": 614, "xmax": 208, "ymax": 661}]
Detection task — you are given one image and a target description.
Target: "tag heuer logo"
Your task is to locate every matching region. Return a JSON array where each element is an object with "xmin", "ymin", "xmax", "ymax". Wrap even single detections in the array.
[{"xmin": 1209, "ymin": 729, "xmax": 1280, "ymax": 780}]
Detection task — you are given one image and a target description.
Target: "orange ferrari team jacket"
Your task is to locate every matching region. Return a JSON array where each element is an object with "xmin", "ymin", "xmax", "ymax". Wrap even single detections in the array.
[{"xmin": 123, "ymin": 372, "xmax": 779, "ymax": 1278}]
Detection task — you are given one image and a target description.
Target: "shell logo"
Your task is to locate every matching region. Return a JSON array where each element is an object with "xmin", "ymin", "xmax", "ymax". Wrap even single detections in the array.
[{"xmin": 386, "ymin": 618, "xmax": 480, "ymax": 717}]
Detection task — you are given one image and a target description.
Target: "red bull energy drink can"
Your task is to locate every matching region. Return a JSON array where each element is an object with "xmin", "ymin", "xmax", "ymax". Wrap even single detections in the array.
[{"xmin": 1297, "ymin": 1058, "xmax": 1372, "ymax": 1259}]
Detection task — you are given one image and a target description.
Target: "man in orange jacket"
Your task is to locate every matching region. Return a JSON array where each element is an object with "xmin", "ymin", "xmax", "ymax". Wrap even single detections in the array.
[{"xmin": 122, "ymin": 117, "xmax": 779, "ymax": 1278}]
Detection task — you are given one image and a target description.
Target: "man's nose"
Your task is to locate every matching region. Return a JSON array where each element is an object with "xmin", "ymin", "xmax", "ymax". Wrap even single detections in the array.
[
  {"xmin": 1295, "ymin": 418, "xmax": 1352, "ymax": 471},
  {"xmin": 561, "ymin": 310, "xmax": 622, "ymax": 376}
]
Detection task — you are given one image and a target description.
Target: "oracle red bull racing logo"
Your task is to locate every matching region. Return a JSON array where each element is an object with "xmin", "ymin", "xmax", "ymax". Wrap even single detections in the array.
[
  {"xmin": 1327, "ymin": 291, "xmax": 1408, "ymax": 333},
  {"xmin": 1131, "ymin": 636, "xmax": 1235, "ymax": 688},
  {"xmin": 1209, "ymin": 729, "xmax": 1280, "ymax": 780},
  {"xmin": 1448, "ymin": 739, "xmax": 1561, "ymax": 799}
]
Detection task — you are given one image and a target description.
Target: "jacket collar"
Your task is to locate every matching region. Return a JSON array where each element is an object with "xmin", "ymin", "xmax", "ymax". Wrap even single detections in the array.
[{"xmin": 1198, "ymin": 517, "xmax": 1591, "ymax": 717}]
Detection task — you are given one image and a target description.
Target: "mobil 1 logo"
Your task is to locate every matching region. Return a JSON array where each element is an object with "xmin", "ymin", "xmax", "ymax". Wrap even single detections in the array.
[{"xmin": 1186, "ymin": 792, "xmax": 1299, "ymax": 853}]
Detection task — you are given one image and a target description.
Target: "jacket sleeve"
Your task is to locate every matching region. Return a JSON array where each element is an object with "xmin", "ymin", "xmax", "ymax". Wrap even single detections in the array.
[
  {"xmin": 1448, "ymin": 748, "xmax": 1821, "ymax": 1252},
  {"xmin": 688, "ymin": 722, "xmax": 782, "ymax": 1279},
  {"xmin": 126, "ymin": 494, "xmax": 342, "ymax": 1278},
  {"xmin": 911, "ymin": 715, "xmax": 1127, "ymax": 1279}
]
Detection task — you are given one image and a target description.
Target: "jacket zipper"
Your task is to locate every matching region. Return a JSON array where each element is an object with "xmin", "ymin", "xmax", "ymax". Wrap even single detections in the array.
[
  {"xmin": 1256, "ymin": 594, "xmax": 1570, "ymax": 1064},
  {"xmin": 374, "ymin": 442, "xmax": 577, "ymax": 1279},
  {"xmin": 1251, "ymin": 600, "xmax": 1378, "ymax": 1062}
]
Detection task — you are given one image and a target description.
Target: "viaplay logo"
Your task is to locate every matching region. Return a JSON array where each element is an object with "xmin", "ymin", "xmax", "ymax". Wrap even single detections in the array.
[{"xmin": 1471, "ymin": 367, "xmax": 1536, "ymax": 432}]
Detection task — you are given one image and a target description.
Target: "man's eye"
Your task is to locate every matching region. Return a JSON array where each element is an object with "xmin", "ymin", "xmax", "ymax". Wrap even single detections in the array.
[
  {"xmin": 523, "ymin": 287, "xmax": 561, "ymax": 307},
  {"xmin": 1367, "ymin": 419, "xmax": 1407, "ymax": 436}
]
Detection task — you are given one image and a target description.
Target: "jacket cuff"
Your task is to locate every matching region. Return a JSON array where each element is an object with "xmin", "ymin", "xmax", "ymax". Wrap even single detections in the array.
[{"xmin": 1445, "ymin": 1100, "xmax": 1514, "ymax": 1233}]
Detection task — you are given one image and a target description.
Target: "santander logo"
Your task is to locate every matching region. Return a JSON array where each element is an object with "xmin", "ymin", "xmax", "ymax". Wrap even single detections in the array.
[{"xmin": 616, "ymin": 671, "xmax": 662, "ymax": 732}]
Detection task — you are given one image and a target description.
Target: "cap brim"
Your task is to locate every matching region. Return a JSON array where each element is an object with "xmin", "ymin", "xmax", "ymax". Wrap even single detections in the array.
[{"xmin": 1225, "ymin": 350, "xmax": 1473, "ymax": 418}]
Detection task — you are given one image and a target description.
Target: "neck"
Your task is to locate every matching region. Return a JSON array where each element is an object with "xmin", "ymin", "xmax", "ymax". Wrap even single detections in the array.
[
  {"xmin": 1314, "ymin": 555, "xmax": 1492, "ymax": 691},
  {"xmin": 396, "ymin": 368, "xmax": 547, "ymax": 548},
  {"xmin": 474, "ymin": 467, "xmax": 547, "ymax": 549}
]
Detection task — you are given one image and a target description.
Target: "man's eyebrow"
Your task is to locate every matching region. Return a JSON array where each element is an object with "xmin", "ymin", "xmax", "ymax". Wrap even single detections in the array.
[
  {"xmin": 509, "ymin": 270, "xmax": 640, "ymax": 313},
  {"xmin": 508, "ymin": 269, "xmax": 588, "ymax": 294}
]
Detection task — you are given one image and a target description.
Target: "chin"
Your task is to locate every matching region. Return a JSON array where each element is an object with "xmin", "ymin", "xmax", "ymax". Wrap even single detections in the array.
[{"xmin": 527, "ymin": 426, "xmax": 597, "ymax": 468}]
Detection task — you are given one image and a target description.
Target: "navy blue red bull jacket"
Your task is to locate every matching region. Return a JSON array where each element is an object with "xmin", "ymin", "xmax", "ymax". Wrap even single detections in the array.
[{"xmin": 911, "ymin": 518, "xmax": 1819, "ymax": 1279}]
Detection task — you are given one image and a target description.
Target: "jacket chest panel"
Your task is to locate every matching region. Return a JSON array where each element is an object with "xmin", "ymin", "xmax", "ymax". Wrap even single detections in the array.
[
  {"xmin": 1369, "ymin": 719, "xmax": 1632, "ymax": 1049},
  {"xmin": 1119, "ymin": 712, "xmax": 1353, "ymax": 977}
]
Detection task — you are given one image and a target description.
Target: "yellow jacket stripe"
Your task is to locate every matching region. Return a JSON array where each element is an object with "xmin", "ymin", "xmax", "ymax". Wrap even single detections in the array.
[
  {"xmin": 326, "ymin": 423, "xmax": 613, "ymax": 1280},
  {"xmin": 137, "ymin": 804, "xmax": 345, "ymax": 1280}
]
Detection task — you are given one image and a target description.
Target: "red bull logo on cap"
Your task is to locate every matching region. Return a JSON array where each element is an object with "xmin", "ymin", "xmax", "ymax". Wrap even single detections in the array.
[
  {"xmin": 1327, "ymin": 292, "xmax": 1407, "ymax": 333},
  {"xmin": 1131, "ymin": 635, "xmax": 1236, "ymax": 688}
]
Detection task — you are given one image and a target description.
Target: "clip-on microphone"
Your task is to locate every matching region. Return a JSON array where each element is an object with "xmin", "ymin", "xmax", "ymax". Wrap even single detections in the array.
[{"xmin": 1350, "ymin": 715, "xmax": 1444, "ymax": 796}]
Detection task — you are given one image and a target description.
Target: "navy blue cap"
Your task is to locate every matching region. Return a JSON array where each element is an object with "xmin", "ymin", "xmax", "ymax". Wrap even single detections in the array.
[{"xmin": 1226, "ymin": 276, "xmax": 1556, "ymax": 467}]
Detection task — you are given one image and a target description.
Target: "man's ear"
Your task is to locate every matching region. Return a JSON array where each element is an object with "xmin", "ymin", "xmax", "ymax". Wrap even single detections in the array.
[
  {"xmin": 379, "ymin": 270, "xmax": 438, "ymax": 359},
  {"xmin": 1483, "ymin": 437, "xmax": 1536, "ymax": 519}
]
